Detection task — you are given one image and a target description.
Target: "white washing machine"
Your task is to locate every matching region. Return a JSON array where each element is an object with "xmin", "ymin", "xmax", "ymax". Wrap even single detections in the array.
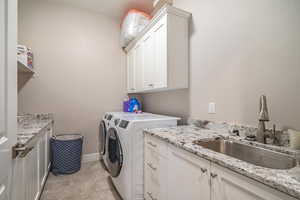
[
  {"xmin": 106, "ymin": 113, "xmax": 180, "ymax": 200},
  {"xmin": 99, "ymin": 112, "xmax": 129, "ymax": 170},
  {"xmin": 99, "ymin": 113, "xmax": 113, "ymax": 169},
  {"xmin": 99, "ymin": 112, "xmax": 147, "ymax": 170}
]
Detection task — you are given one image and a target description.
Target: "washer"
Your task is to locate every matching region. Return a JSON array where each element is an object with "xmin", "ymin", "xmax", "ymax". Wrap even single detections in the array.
[
  {"xmin": 99, "ymin": 113, "xmax": 112, "ymax": 169},
  {"xmin": 106, "ymin": 113, "xmax": 179, "ymax": 200},
  {"xmin": 99, "ymin": 112, "xmax": 127, "ymax": 170},
  {"xmin": 99, "ymin": 112, "xmax": 143, "ymax": 170}
]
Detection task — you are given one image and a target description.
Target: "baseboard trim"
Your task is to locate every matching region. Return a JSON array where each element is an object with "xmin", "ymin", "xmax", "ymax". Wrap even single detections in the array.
[{"xmin": 82, "ymin": 153, "xmax": 100, "ymax": 163}]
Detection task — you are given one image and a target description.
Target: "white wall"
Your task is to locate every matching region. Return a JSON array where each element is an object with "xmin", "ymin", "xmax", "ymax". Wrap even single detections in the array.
[
  {"xmin": 18, "ymin": 0, "xmax": 126, "ymax": 154},
  {"xmin": 143, "ymin": 0, "xmax": 300, "ymax": 130}
]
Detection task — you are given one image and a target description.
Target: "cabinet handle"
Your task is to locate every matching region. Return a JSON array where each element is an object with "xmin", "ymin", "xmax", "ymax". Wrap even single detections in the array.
[
  {"xmin": 19, "ymin": 146, "xmax": 34, "ymax": 158},
  {"xmin": 147, "ymin": 162, "xmax": 157, "ymax": 171},
  {"xmin": 147, "ymin": 141, "xmax": 157, "ymax": 148},
  {"xmin": 200, "ymin": 168, "xmax": 207, "ymax": 173},
  {"xmin": 147, "ymin": 192, "xmax": 152, "ymax": 197},
  {"xmin": 0, "ymin": 184, "xmax": 6, "ymax": 196},
  {"xmin": 148, "ymin": 84, "xmax": 154, "ymax": 87},
  {"xmin": 210, "ymin": 173, "xmax": 218, "ymax": 178}
]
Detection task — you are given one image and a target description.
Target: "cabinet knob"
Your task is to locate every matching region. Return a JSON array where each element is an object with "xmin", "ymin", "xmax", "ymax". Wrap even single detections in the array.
[
  {"xmin": 148, "ymin": 83, "xmax": 154, "ymax": 87},
  {"xmin": 147, "ymin": 162, "xmax": 157, "ymax": 171},
  {"xmin": 210, "ymin": 173, "xmax": 218, "ymax": 178},
  {"xmin": 0, "ymin": 184, "xmax": 6, "ymax": 196},
  {"xmin": 200, "ymin": 168, "xmax": 207, "ymax": 173},
  {"xmin": 147, "ymin": 141, "xmax": 157, "ymax": 148}
]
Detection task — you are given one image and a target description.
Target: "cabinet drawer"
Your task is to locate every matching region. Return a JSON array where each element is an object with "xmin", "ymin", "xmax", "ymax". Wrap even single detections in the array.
[
  {"xmin": 144, "ymin": 153, "xmax": 167, "ymax": 200},
  {"xmin": 145, "ymin": 147, "xmax": 161, "ymax": 183},
  {"xmin": 145, "ymin": 135, "xmax": 167, "ymax": 157},
  {"xmin": 144, "ymin": 140, "xmax": 168, "ymax": 200}
]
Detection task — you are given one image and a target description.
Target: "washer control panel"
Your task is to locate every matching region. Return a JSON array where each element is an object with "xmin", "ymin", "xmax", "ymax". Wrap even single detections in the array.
[
  {"xmin": 107, "ymin": 114, "xmax": 113, "ymax": 120},
  {"xmin": 119, "ymin": 120, "xmax": 129, "ymax": 129}
]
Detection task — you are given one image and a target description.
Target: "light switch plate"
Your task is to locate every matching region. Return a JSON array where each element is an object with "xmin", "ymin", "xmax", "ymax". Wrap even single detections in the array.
[{"xmin": 208, "ymin": 102, "xmax": 216, "ymax": 114}]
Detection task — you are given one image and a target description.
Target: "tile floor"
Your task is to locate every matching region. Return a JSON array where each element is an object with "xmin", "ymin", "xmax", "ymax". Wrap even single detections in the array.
[{"xmin": 40, "ymin": 161, "xmax": 122, "ymax": 200}]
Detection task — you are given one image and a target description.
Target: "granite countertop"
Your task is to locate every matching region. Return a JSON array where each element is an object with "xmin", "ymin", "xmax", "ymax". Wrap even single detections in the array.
[
  {"xmin": 18, "ymin": 113, "xmax": 53, "ymax": 146},
  {"xmin": 144, "ymin": 124, "xmax": 300, "ymax": 199}
]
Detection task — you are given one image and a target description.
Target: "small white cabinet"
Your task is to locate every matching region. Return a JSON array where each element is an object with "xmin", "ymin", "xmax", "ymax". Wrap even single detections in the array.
[
  {"xmin": 38, "ymin": 131, "xmax": 46, "ymax": 190},
  {"xmin": 45, "ymin": 125, "xmax": 52, "ymax": 171},
  {"xmin": 127, "ymin": 49, "xmax": 135, "ymax": 93},
  {"xmin": 11, "ymin": 123, "xmax": 53, "ymax": 200},
  {"xmin": 167, "ymin": 145, "xmax": 211, "ymax": 200},
  {"xmin": 23, "ymin": 145, "xmax": 39, "ymax": 200},
  {"xmin": 144, "ymin": 135, "xmax": 168, "ymax": 200},
  {"xmin": 126, "ymin": 5, "xmax": 191, "ymax": 93},
  {"xmin": 210, "ymin": 163, "xmax": 297, "ymax": 200},
  {"xmin": 144, "ymin": 135, "xmax": 298, "ymax": 200}
]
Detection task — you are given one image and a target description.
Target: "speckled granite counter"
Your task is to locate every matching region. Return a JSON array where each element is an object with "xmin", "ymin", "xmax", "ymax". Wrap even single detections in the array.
[
  {"xmin": 144, "ymin": 124, "xmax": 300, "ymax": 199},
  {"xmin": 18, "ymin": 113, "xmax": 53, "ymax": 146}
]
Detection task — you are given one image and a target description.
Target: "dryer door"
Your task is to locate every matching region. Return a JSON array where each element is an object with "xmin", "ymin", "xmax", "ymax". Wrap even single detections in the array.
[
  {"xmin": 106, "ymin": 127, "xmax": 123, "ymax": 177},
  {"xmin": 98, "ymin": 120, "xmax": 106, "ymax": 156}
]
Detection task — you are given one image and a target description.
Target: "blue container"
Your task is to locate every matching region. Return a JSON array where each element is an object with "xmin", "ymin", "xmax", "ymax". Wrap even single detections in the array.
[
  {"xmin": 51, "ymin": 134, "xmax": 83, "ymax": 175},
  {"xmin": 129, "ymin": 98, "xmax": 141, "ymax": 112}
]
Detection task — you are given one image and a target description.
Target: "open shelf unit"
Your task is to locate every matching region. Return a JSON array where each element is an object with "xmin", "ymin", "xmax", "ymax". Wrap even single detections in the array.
[{"xmin": 18, "ymin": 60, "xmax": 34, "ymax": 74}]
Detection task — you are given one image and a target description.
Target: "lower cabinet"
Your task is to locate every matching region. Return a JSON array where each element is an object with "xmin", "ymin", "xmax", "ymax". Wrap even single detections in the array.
[
  {"xmin": 144, "ymin": 135, "xmax": 298, "ymax": 200},
  {"xmin": 210, "ymin": 163, "xmax": 297, "ymax": 200},
  {"xmin": 11, "ymin": 123, "xmax": 52, "ymax": 200},
  {"xmin": 38, "ymin": 131, "xmax": 46, "ymax": 190},
  {"xmin": 45, "ymin": 125, "xmax": 51, "ymax": 171},
  {"xmin": 167, "ymin": 145, "xmax": 211, "ymax": 200},
  {"xmin": 23, "ymin": 146, "xmax": 39, "ymax": 200},
  {"xmin": 144, "ymin": 137, "xmax": 168, "ymax": 200}
]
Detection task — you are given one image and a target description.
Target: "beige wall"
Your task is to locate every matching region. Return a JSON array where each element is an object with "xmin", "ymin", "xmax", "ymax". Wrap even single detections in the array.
[
  {"xmin": 141, "ymin": 89, "xmax": 189, "ymax": 124},
  {"xmin": 18, "ymin": 0, "xmax": 126, "ymax": 154},
  {"xmin": 143, "ymin": 0, "xmax": 300, "ymax": 130}
]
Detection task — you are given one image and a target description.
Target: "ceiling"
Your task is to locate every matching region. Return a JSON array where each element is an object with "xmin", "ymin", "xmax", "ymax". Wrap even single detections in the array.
[{"xmin": 47, "ymin": 0, "xmax": 154, "ymax": 20}]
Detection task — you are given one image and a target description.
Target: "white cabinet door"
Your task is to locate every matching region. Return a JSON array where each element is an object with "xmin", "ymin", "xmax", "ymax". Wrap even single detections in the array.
[
  {"xmin": 10, "ymin": 158, "xmax": 25, "ymax": 200},
  {"xmin": 211, "ymin": 163, "xmax": 297, "ymax": 200},
  {"xmin": 142, "ymin": 32, "xmax": 156, "ymax": 90},
  {"xmin": 144, "ymin": 144, "xmax": 168, "ymax": 200},
  {"xmin": 144, "ymin": 159, "xmax": 154, "ymax": 200},
  {"xmin": 153, "ymin": 16, "xmax": 167, "ymax": 89},
  {"xmin": 45, "ymin": 125, "xmax": 52, "ymax": 171},
  {"xmin": 0, "ymin": 0, "xmax": 17, "ymax": 199},
  {"xmin": 142, "ymin": 19, "xmax": 168, "ymax": 91},
  {"xmin": 126, "ymin": 7, "xmax": 190, "ymax": 93},
  {"xmin": 24, "ymin": 146, "xmax": 39, "ymax": 200},
  {"xmin": 127, "ymin": 49, "xmax": 136, "ymax": 93},
  {"xmin": 38, "ymin": 134, "xmax": 46, "ymax": 189},
  {"xmin": 134, "ymin": 43, "xmax": 143, "ymax": 92},
  {"xmin": 167, "ymin": 146, "xmax": 211, "ymax": 200}
]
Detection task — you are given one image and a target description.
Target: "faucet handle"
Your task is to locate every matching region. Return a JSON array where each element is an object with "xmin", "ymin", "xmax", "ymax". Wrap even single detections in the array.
[
  {"xmin": 272, "ymin": 124, "xmax": 282, "ymax": 145},
  {"xmin": 294, "ymin": 151, "xmax": 300, "ymax": 167}
]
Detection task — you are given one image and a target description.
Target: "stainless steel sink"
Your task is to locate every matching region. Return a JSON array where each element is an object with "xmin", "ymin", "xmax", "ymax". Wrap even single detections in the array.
[{"xmin": 193, "ymin": 139, "xmax": 297, "ymax": 169}]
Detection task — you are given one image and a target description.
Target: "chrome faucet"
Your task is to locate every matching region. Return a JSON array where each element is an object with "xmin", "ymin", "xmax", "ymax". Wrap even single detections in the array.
[{"xmin": 256, "ymin": 95, "xmax": 270, "ymax": 143}]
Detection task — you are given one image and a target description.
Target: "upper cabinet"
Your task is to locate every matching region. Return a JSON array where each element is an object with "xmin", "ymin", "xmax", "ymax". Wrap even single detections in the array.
[{"xmin": 125, "ymin": 5, "xmax": 191, "ymax": 94}]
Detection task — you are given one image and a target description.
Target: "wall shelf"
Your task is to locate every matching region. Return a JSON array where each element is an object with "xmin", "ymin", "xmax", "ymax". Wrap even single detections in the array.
[{"xmin": 18, "ymin": 61, "xmax": 34, "ymax": 74}]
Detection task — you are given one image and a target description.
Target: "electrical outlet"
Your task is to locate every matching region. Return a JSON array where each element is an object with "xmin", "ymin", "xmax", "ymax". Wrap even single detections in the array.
[{"xmin": 208, "ymin": 102, "xmax": 216, "ymax": 114}]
